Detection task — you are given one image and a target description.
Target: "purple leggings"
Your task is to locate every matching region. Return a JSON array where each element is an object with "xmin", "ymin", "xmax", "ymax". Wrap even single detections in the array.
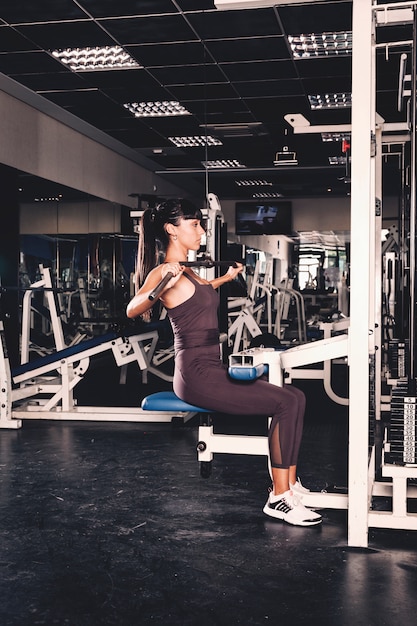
[
  {"xmin": 268, "ymin": 384, "xmax": 305, "ymax": 469},
  {"xmin": 174, "ymin": 346, "xmax": 306, "ymax": 470}
]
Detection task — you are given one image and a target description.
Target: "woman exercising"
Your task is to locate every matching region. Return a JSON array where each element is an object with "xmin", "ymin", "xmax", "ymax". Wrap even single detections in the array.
[{"xmin": 126, "ymin": 198, "xmax": 321, "ymax": 527}]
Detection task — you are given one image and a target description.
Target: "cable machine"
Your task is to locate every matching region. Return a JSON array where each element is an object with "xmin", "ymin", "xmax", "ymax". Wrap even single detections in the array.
[
  {"xmin": 285, "ymin": 0, "xmax": 417, "ymax": 546},
  {"xmin": 384, "ymin": 6, "xmax": 417, "ymax": 468},
  {"xmin": 350, "ymin": 0, "xmax": 417, "ymax": 545}
]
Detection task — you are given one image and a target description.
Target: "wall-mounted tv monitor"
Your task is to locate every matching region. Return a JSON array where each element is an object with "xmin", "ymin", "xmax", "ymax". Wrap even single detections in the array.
[{"xmin": 235, "ymin": 201, "xmax": 292, "ymax": 236}]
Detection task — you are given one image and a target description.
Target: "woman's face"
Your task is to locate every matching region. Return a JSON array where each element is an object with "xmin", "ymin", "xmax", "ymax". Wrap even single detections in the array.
[{"xmin": 174, "ymin": 217, "xmax": 205, "ymax": 251}]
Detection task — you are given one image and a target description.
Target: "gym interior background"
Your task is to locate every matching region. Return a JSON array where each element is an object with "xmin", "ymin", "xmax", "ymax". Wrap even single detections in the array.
[{"xmin": 1, "ymin": 1, "xmax": 417, "ymax": 624}]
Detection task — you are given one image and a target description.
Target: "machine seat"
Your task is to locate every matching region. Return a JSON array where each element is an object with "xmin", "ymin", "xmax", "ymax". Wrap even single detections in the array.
[{"xmin": 141, "ymin": 391, "xmax": 211, "ymax": 413}]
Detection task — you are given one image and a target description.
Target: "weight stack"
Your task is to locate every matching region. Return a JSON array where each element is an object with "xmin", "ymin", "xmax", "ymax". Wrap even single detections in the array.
[
  {"xmin": 387, "ymin": 339, "xmax": 409, "ymax": 379},
  {"xmin": 369, "ymin": 354, "xmax": 375, "ymax": 447},
  {"xmin": 386, "ymin": 378, "xmax": 417, "ymax": 465}
]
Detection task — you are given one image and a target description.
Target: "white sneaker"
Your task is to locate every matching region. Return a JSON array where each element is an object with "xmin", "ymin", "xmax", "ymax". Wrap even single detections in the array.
[
  {"xmin": 290, "ymin": 477, "xmax": 311, "ymax": 496},
  {"xmin": 263, "ymin": 489, "xmax": 322, "ymax": 526}
]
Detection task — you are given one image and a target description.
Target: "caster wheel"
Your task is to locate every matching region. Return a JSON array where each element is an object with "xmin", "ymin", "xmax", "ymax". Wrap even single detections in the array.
[{"xmin": 200, "ymin": 461, "xmax": 212, "ymax": 478}]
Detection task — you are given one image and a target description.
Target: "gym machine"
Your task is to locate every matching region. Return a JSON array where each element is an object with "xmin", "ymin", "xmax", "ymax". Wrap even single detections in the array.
[
  {"xmin": 144, "ymin": 2, "xmax": 417, "ymax": 547},
  {"xmin": 0, "ymin": 266, "xmax": 195, "ymax": 427}
]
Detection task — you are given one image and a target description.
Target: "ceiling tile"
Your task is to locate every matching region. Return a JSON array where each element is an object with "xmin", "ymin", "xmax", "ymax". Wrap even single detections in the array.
[
  {"xmin": 278, "ymin": 1, "xmax": 352, "ymax": 34},
  {"xmin": 205, "ymin": 37, "xmax": 290, "ymax": 63},
  {"xmin": 187, "ymin": 7, "xmax": 282, "ymax": 39},
  {"xmin": 99, "ymin": 15, "xmax": 198, "ymax": 45},
  {"xmin": 0, "ymin": 25, "xmax": 41, "ymax": 52},
  {"xmin": 149, "ymin": 63, "xmax": 226, "ymax": 86},
  {"xmin": 0, "ymin": 0, "xmax": 86, "ymax": 23},
  {"xmin": 220, "ymin": 60, "xmax": 297, "ymax": 82},
  {"xmin": 0, "ymin": 50, "xmax": 64, "ymax": 74},
  {"xmin": 294, "ymin": 57, "xmax": 352, "ymax": 81},
  {"xmin": 176, "ymin": 1, "xmax": 215, "ymax": 10},
  {"xmin": 80, "ymin": 0, "xmax": 178, "ymax": 18},
  {"xmin": 16, "ymin": 21, "xmax": 113, "ymax": 49},
  {"xmin": 9, "ymin": 71, "xmax": 89, "ymax": 92},
  {"xmin": 0, "ymin": 0, "xmax": 405, "ymax": 200},
  {"xmin": 235, "ymin": 79, "xmax": 304, "ymax": 99},
  {"xmin": 127, "ymin": 41, "xmax": 208, "ymax": 67},
  {"xmin": 168, "ymin": 82, "xmax": 239, "ymax": 101}
]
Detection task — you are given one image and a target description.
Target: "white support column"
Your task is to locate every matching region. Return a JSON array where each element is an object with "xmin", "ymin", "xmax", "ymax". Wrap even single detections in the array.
[
  {"xmin": 348, "ymin": 0, "xmax": 375, "ymax": 547},
  {"xmin": 374, "ymin": 120, "xmax": 383, "ymax": 424}
]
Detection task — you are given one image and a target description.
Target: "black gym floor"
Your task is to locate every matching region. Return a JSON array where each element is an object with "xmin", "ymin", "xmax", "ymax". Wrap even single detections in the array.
[{"xmin": 1, "ymin": 359, "xmax": 416, "ymax": 626}]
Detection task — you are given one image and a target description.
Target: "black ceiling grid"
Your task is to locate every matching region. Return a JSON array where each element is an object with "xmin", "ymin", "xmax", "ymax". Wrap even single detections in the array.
[{"xmin": 0, "ymin": 0, "xmax": 410, "ymax": 201}]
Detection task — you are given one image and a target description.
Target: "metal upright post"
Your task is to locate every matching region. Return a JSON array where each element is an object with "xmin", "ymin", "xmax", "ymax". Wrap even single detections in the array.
[
  {"xmin": 348, "ymin": 0, "xmax": 374, "ymax": 547},
  {"xmin": 409, "ymin": 8, "xmax": 417, "ymax": 381}
]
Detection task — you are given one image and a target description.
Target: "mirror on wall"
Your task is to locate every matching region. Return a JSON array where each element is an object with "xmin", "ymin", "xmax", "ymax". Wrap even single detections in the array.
[{"xmin": 17, "ymin": 172, "xmax": 140, "ymax": 346}]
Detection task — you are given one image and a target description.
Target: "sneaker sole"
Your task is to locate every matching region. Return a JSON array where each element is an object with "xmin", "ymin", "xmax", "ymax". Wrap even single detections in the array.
[{"xmin": 263, "ymin": 504, "xmax": 322, "ymax": 526}]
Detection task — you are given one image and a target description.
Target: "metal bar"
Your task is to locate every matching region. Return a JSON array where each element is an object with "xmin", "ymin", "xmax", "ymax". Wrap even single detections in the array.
[
  {"xmin": 148, "ymin": 259, "xmax": 239, "ymax": 301},
  {"xmin": 348, "ymin": 0, "xmax": 374, "ymax": 548},
  {"xmin": 410, "ymin": 7, "xmax": 417, "ymax": 379},
  {"xmin": 148, "ymin": 272, "xmax": 174, "ymax": 301}
]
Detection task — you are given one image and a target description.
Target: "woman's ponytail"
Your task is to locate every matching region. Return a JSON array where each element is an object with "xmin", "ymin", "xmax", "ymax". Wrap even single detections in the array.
[
  {"xmin": 135, "ymin": 207, "xmax": 158, "ymax": 291},
  {"xmin": 135, "ymin": 198, "xmax": 202, "ymax": 291}
]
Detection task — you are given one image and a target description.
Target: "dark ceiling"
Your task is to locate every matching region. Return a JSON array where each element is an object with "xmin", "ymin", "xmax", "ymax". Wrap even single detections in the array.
[{"xmin": 0, "ymin": 0, "xmax": 411, "ymax": 203}]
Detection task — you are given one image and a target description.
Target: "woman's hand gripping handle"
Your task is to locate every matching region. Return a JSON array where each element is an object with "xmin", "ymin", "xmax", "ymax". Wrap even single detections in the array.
[{"xmin": 148, "ymin": 263, "xmax": 184, "ymax": 301}]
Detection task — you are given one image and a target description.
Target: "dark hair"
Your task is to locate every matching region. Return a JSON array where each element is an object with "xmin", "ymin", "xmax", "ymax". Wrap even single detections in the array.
[{"xmin": 136, "ymin": 198, "xmax": 202, "ymax": 290}]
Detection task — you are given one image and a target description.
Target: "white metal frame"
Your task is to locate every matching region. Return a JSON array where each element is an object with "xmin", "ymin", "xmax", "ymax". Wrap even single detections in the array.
[
  {"xmin": 1, "ymin": 268, "xmax": 189, "ymax": 427},
  {"xmin": 0, "ymin": 322, "xmax": 193, "ymax": 426},
  {"xmin": 198, "ymin": 331, "xmax": 417, "ymax": 542},
  {"xmin": 281, "ymin": 1, "xmax": 417, "ymax": 545}
]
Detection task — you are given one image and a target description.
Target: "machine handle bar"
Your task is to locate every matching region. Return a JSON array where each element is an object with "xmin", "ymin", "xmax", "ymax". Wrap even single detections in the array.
[{"xmin": 148, "ymin": 259, "xmax": 239, "ymax": 301}]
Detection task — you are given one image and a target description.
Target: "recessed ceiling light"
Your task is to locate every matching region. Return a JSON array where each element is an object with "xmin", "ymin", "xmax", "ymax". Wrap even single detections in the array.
[
  {"xmin": 51, "ymin": 46, "xmax": 140, "ymax": 71},
  {"xmin": 288, "ymin": 31, "xmax": 352, "ymax": 59},
  {"xmin": 168, "ymin": 136, "xmax": 222, "ymax": 147},
  {"xmin": 329, "ymin": 156, "xmax": 348, "ymax": 165},
  {"xmin": 235, "ymin": 179, "xmax": 273, "ymax": 186},
  {"xmin": 124, "ymin": 101, "xmax": 191, "ymax": 117},
  {"xmin": 321, "ymin": 132, "xmax": 351, "ymax": 142},
  {"xmin": 35, "ymin": 194, "xmax": 63, "ymax": 202},
  {"xmin": 201, "ymin": 122, "xmax": 266, "ymax": 138},
  {"xmin": 309, "ymin": 93, "xmax": 352, "ymax": 110},
  {"xmin": 252, "ymin": 192, "xmax": 283, "ymax": 199},
  {"xmin": 202, "ymin": 159, "xmax": 244, "ymax": 168}
]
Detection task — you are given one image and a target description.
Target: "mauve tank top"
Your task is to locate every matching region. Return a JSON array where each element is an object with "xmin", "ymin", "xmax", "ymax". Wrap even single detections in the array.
[
  {"xmin": 165, "ymin": 271, "xmax": 287, "ymax": 422},
  {"xmin": 166, "ymin": 272, "xmax": 220, "ymax": 352}
]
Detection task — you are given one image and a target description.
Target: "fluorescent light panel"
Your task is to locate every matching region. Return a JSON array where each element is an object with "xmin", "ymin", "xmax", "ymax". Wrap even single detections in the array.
[
  {"xmin": 252, "ymin": 192, "xmax": 283, "ymax": 198},
  {"xmin": 235, "ymin": 179, "xmax": 273, "ymax": 186},
  {"xmin": 35, "ymin": 195, "xmax": 63, "ymax": 202},
  {"xmin": 308, "ymin": 93, "xmax": 352, "ymax": 109},
  {"xmin": 124, "ymin": 101, "xmax": 191, "ymax": 117},
  {"xmin": 202, "ymin": 159, "xmax": 244, "ymax": 168},
  {"xmin": 169, "ymin": 136, "xmax": 223, "ymax": 147},
  {"xmin": 329, "ymin": 156, "xmax": 348, "ymax": 165},
  {"xmin": 321, "ymin": 132, "xmax": 351, "ymax": 142},
  {"xmin": 52, "ymin": 46, "xmax": 140, "ymax": 71},
  {"xmin": 288, "ymin": 32, "xmax": 352, "ymax": 59}
]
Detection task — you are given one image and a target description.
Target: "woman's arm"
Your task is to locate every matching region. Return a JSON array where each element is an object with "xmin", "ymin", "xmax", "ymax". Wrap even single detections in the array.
[
  {"xmin": 126, "ymin": 264, "xmax": 184, "ymax": 319},
  {"xmin": 208, "ymin": 263, "xmax": 244, "ymax": 290}
]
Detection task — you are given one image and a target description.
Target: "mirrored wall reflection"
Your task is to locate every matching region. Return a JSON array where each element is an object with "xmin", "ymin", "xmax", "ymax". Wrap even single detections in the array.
[
  {"xmin": 292, "ymin": 230, "xmax": 350, "ymax": 318},
  {"xmin": 20, "ymin": 233, "xmax": 138, "ymax": 327},
  {"xmin": 17, "ymin": 169, "xmax": 141, "ymax": 342}
]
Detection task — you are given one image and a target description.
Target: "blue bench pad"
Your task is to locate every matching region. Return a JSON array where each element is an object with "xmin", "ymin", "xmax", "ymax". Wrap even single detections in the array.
[
  {"xmin": 141, "ymin": 391, "xmax": 211, "ymax": 413},
  {"xmin": 228, "ymin": 364, "xmax": 266, "ymax": 380},
  {"xmin": 13, "ymin": 332, "xmax": 119, "ymax": 378}
]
